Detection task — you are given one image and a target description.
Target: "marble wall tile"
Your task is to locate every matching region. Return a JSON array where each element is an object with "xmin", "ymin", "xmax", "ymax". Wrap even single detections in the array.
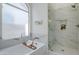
[{"xmin": 48, "ymin": 3, "xmax": 79, "ymax": 54}]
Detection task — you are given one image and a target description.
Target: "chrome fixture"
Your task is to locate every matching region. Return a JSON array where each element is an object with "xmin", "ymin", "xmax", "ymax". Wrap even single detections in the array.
[{"xmin": 22, "ymin": 37, "xmax": 39, "ymax": 50}]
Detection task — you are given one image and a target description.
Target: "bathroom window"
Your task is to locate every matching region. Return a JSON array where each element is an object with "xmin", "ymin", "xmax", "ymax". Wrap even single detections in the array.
[{"xmin": 2, "ymin": 3, "xmax": 30, "ymax": 40}]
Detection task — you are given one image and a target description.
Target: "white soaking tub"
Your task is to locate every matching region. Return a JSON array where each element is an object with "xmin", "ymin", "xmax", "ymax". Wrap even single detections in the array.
[{"xmin": 0, "ymin": 41, "xmax": 47, "ymax": 55}]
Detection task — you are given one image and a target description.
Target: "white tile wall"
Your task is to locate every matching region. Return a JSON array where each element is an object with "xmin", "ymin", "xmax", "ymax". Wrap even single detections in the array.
[{"xmin": 48, "ymin": 3, "xmax": 79, "ymax": 54}]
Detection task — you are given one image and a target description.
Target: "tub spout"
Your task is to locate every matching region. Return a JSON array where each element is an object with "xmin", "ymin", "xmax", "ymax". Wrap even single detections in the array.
[{"xmin": 22, "ymin": 40, "xmax": 37, "ymax": 50}]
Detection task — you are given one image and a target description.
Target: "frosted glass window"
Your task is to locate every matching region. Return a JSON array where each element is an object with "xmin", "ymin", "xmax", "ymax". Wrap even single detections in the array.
[
  {"xmin": 3, "ymin": 4, "xmax": 28, "ymax": 25},
  {"xmin": 2, "ymin": 3, "xmax": 29, "ymax": 40}
]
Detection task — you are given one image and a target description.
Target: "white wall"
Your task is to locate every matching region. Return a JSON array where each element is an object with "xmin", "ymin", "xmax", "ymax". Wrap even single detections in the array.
[
  {"xmin": 0, "ymin": 4, "xmax": 2, "ymax": 39},
  {"xmin": 31, "ymin": 4, "xmax": 48, "ymax": 54},
  {"xmin": 31, "ymin": 3, "xmax": 48, "ymax": 44}
]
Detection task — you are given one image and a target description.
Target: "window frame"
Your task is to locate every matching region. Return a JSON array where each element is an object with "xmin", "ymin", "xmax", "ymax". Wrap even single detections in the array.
[{"xmin": 2, "ymin": 3, "xmax": 32, "ymax": 40}]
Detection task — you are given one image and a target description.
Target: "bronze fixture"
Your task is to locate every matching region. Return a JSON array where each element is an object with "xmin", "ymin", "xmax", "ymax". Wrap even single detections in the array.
[
  {"xmin": 71, "ymin": 3, "xmax": 78, "ymax": 8},
  {"xmin": 72, "ymin": 4, "xmax": 76, "ymax": 8},
  {"xmin": 61, "ymin": 49, "xmax": 64, "ymax": 52},
  {"xmin": 76, "ymin": 24, "xmax": 79, "ymax": 28},
  {"xmin": 60, "ymin": 24, "xmax": 66, "ymax": 30}
]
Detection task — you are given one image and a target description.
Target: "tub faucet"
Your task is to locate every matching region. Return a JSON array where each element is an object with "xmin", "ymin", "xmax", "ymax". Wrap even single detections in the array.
[
  {"xmin": 32, "ymin": 37, "xmax": 39, "ymax": 45},
  {"xmin": 22, "ymin": 37, "xmax": 39, "ymax": 50}
]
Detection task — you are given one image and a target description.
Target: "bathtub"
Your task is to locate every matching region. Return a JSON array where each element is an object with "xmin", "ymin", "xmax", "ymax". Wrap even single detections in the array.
[{"xmin": 0, "ymin": 41, "xmax": 48, "ymax": 55}]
